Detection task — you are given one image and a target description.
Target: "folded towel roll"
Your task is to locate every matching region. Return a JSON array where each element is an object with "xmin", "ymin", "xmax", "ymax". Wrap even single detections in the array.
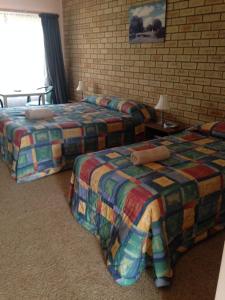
[
  {"xmin": 131, "ymin": 146, "xmax": 170, "ymax": 165},
  {"xmin": 25, "ymin": 109, "xmax": 54, "ymax": 120}
]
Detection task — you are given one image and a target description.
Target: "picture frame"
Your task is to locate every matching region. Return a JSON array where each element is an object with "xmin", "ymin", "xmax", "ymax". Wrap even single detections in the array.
[{"xmin": 129, "ymin": 0, "xmax": 166, "ymax": 43}]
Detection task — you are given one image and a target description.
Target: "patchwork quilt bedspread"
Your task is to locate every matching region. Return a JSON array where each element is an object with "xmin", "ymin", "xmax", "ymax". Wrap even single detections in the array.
[
  {"xmin": 70, "ymin": 131, "xmax": 225, "ymax": 287},
  {"xmin": 0, "ymin": 100, "xmax": 151, "ymax": 182}
]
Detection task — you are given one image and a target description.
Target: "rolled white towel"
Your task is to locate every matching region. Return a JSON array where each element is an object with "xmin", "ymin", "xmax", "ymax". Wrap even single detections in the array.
[
  {"xmin": 131, "ymin": 146, "xmax": 170, "ymax": 165},
  {"xmin": 25, "ymin": 109, "xmax": 54, "ymax": 120}
]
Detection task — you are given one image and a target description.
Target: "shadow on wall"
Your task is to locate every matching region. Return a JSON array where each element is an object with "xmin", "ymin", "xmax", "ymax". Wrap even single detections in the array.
[{"xmin": 93, "ymin": 83, "xmax": 100, "ymax": 94}]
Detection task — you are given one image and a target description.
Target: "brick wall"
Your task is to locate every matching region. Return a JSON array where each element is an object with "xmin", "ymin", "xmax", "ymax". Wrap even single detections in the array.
[{"xmin": 63, "ymin": 0, "xmax": 225, "ymax": 125}]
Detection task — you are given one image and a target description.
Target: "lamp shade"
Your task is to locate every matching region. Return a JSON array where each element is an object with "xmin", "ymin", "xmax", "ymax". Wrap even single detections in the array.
[
  {"xmin": 76, "ymin": 81, "xmax": 84, "ymax": 92},
  {"xmin": 155, "ymin": 95, "xmax": 169, "ymax": 111}
]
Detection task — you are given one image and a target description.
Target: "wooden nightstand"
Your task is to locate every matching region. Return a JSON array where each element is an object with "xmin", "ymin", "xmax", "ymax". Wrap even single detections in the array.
[{"xmin": 145, "ymin": 121, "xmax": 186, "ymax": 139}]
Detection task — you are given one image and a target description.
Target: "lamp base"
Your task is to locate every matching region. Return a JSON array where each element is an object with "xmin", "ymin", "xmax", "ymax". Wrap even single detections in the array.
[{"xmin": 157, "ymin": 110, "xmax": 164, "ymax": 127}]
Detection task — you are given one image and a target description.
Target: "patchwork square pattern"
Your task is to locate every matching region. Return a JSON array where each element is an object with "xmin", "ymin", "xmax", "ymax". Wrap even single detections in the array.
[
  {"xmin": 197, "ymin": 121, "xmax": 225, "ymax": 140},
  {"xmin": 0, "ymin": 101, "xmax": 151, "ymax": 182},
  {"xmin": 70, "ymin": 130, "xmax": 225, "ymax": 287}
]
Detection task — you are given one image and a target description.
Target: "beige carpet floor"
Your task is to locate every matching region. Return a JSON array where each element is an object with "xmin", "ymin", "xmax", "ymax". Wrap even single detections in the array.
[{"xmin": 0, "ymin": 160, "xmax": 224, "ymax": 300}]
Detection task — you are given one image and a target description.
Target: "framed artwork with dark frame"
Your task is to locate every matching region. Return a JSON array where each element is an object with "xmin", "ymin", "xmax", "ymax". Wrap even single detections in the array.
[{"xmin": 129, "ymin": 0, "xmax": 166, "ymax": 43}]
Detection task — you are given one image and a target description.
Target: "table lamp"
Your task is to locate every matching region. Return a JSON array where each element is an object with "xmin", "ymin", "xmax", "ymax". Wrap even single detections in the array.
[
  {"xmin": 155, "ymin": 95, "xmax": 169, "ymax": 126},
  {"xmin": 76, "ymin": 81, "xmax": 84, "ymax": 99}
]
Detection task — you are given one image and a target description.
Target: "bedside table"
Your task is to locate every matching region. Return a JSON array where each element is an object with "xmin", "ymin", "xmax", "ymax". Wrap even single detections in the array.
[{"xmin": 145, "ymin": 121, "xmax": 186, "ymax": 139}]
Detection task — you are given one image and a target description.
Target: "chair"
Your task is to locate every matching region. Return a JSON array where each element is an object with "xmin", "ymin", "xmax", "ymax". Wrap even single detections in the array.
[
  {"xmin": 0, "ymin": 98, "xmax": 3, "ymax": 108},
  {"xmin": 38, "ymin": 86, "xmax": 54, "ymax": 105},
  {"xmin": 26, "ymin": 86, "xmax": 54, "ymax": 106}
]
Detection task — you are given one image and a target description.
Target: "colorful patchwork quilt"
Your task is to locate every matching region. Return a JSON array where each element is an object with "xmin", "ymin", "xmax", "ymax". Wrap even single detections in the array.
[
  {"xmin": 0, "ymin": 98, "xmax": 154, "ymax": 182},
  {"xmin": 196, "ymin": 121, "xmax": 225, "ymax": 139},
  {"xmin": 70, "ymin": 131, "xmax": 225, "ymax": 287}
]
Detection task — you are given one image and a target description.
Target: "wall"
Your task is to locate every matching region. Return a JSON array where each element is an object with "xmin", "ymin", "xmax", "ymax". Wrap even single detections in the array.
[{"xmin": 63, "ymin": 0, "xmax": 225, "ymax": 125}]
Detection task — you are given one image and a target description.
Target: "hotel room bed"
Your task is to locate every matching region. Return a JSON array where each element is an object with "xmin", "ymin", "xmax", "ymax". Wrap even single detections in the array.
[
  {"xmin": 70, "ymin": 122, "xmax": 225, "ymax": 287},
  {"xmin": 0, "ymin": 96, "xmax": 155, "ymax": 182}
]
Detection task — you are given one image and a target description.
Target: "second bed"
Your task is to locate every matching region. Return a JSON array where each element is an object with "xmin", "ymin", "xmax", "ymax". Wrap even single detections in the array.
[{"xmin": 70, "ymin": 122, "xmax": 225, "ymax": 287}]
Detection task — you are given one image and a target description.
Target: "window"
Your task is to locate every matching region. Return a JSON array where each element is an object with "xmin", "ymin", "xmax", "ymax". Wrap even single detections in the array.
[{"xmin": 0, "ymin": 11, "xmax": 46, "ymax": 91}]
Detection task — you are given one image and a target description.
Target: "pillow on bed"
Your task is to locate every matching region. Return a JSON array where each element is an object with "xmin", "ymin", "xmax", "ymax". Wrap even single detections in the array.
[
  {"xmin": 196, "ymin": 121, "xmax": 225, "ymax": 139},
  {"xmin": 84, "ymin": 95, "xmax": 111, "ymax": 107},
  {"xmin": 84, "ymin": 95, "xmax": 156, "ymax": 122},
  {"xmin": 126, "ymin": 102, "xmax": 156, "ymax": 123}
]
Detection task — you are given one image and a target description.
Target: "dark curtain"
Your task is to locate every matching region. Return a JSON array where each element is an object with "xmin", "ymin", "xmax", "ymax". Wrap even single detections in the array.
[{"xmin": 39, "ymin": 13, "xmax": 68, "ymax": 104}]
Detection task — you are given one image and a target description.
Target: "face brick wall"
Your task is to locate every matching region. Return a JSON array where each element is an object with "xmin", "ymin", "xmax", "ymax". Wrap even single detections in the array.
[{"xmin": 63, "ymin": 0, "xmax": 225, "ymax": 125}]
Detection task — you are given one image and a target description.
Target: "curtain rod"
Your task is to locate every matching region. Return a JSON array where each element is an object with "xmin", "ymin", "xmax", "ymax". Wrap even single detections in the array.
[{"xmin": 0, "ymin": 8, "xmax": 59, "ymax": 16}]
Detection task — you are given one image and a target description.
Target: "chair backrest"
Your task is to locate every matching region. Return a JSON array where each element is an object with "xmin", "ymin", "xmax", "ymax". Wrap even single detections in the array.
[
  {"xmin": 44, "ymin": 86, "xmax": 54, "ymax": 104},
  {"xmin": 37, "ymin": 86, "xmax": 54, "ymax": 104}
]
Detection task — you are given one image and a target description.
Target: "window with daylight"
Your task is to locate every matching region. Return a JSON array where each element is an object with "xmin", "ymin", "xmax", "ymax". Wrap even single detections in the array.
[{"xmin": 0, "ymin": 11, "xmax": 47, "ymax": 91}]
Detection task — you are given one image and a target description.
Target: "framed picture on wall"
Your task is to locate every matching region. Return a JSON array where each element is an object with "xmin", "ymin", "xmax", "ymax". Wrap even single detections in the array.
[{"xmin": 129, "ymin": 0, "xmax": 166, "ymax": 43}]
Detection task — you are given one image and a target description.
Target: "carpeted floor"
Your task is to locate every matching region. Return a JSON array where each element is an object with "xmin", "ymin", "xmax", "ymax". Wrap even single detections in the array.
[{"xmin": 0, "ymin": 160, "xmax": 224, "ymax": 300}]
